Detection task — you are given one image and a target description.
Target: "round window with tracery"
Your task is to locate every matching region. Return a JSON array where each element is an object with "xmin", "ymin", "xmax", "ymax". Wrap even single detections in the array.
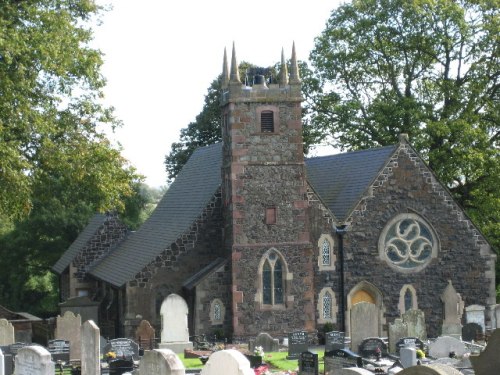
[{"xmin": 379, "ymin": 213, "xmax": 438, "ymax": 272}]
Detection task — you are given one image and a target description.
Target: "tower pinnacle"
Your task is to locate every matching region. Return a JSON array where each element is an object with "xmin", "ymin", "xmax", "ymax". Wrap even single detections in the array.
[
  {"xmin": 279, "ymin": 47, "xmax": 289, "ymax": 87},
  {"xmin": 222, "ymin": 47, "xmax": 229, "ymax": 89},
  {"xmin": 289, "ymin": 42, "xmax": 301, "ymax": 84},
  {"xmin": 229, "ymin": 42, "xmax": 241, "ymax": 84}
]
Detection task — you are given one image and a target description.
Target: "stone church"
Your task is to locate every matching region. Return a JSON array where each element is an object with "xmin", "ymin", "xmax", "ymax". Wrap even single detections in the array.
[{"xmin": 53, "ymin": 44, "xmax": 496, "ymax": 342}]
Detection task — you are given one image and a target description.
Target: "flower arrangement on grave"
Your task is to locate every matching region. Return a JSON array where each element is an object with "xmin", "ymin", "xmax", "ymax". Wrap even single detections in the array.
[
  {"xmin": 105, "ymin": 351, "xmax": 117, "ymax": 361},
  {"xmin": 416, "ymin": 349, "xmax": 425, "ymax": 359},
  {"xmin": 254, "ymin": 346, "xmax": 265, "ymax": 357}
]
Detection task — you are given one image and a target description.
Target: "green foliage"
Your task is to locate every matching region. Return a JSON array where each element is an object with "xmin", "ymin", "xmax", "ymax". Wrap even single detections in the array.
[{"xmin": 309, "ymin": 0, "xmax": 499, "ymax": 259}]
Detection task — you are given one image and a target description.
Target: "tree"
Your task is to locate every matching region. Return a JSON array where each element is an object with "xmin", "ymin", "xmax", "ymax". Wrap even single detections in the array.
[
  {"xmin": 309, "ymin": 0, "xmax": 499, "ymax": 253},
  {"xmin": 0, "ymin": 0, "xmax": 138, "ymax": 219}
]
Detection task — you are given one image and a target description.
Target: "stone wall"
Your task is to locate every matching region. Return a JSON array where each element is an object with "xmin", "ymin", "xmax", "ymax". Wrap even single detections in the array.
[{"xmin": 342, "ymin": 143, "xmax": 495, "ymax": 337}]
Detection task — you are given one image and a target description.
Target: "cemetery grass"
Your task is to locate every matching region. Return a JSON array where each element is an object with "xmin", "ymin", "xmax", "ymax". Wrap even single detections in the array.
[{"xmin": 179, "ymin": 352, "xmax": 324, "ymax": 372}]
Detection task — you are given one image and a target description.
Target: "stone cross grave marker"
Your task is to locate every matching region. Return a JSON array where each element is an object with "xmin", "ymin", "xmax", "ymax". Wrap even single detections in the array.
[
  {"xmin": 200, "ymin": 349, "xmax": 254, "ymax": 375},
  {"xmin": 249, "ymin": 332, "xmax": 279, "ymax": 353},
  {"xmin": 135, "ymin": 320, "xmax": 155, "ymax": 350},
  {"xmin": 47, "ymin": 339, "xmax": 70, "ymax": 363},
  {"xmin": 139, "ymin": 348, "xmax": 185, "ymax": 375},
  {"xmin": 55, "ymin": 311, "xmax": 81, "ymax": 360},
  {"xmin": 440, "ymin": 281, "xmax": 464, "ymax": 339},
  {"xmin": 0, "ymin": 320, "xmax": 14, "ymax": 346},
  {"xmin": 287, "ymin": 331, "xmax": 308, "ymax": 359},
  {"xmin": 299, "ymin": 351, "xmax": 318, "ymax": 375},
  {"xmin": 325, "ymin": 331, "xmax": 345, "ymax": 352},
  {"xmin": 81, "ymin": 320, "xmax": 100, "ymax": 375},
  {"xmin": 103, "ymin": 338, "xmax": 139, "ymax": 361},
  {"xmin": 15, "ymin": 345, "xmax": 55, "ymax": 375}
]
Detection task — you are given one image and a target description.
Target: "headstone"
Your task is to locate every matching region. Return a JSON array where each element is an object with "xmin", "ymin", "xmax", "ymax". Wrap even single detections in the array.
[
  {"xmin": 494, "ymin": 305, "xmax": 500, "ymax": 329},
  {"xmin": 47, "ymin": 339, "xmax": 70, "ymax": 363},
  {"xmin": 440, "ymin": 281, "xmax": 463, "ymax": 339},
  {"xmin": 55, "ymin": 310, "xmax": 81, "ymax": 360},
  {"xmin": 428, "ymin": 336, "xmax": 466, "ymax": 359},
  {"xmin": 465, "ymin": 305, "xmax": 485, "ymax": 332},
  {"xmin": 388, "ymin": 319, "xmax": 408, "ymax": 353},
  {"xmin": 400, "ymin": 347, "xmax": 417, "ymax": 368},
  {"xmin": 287, "ymin": 331, "xmax": 308, "ymax": 359},
  {"xmin": 299, "ymin": 351, "xmax": 318, "ymax": 375},
  {"xmin": 398, "ymin": 363, "xmax": 463, "ymax": 374},
  {"xmin": 104, "ymin": 338, "xmax": 139, "ymax": 361},
  {"xmin": 470, "ymin": 328, "xmax": 500, "ymax": 375},
  {"xmin": 59, "ymin": 296, "xmax": 99, "ymax": 325},
  {"xmin": 461, "ymin": 322, "xmax": 482, "ymax": 342},
  {"xmin": 109, "ymin": 358, "xmax": 134, "ymax": 375},
  {"xmin": 138, "ymin": 348, "xmax": 185, "ymax": 375},
  {"xmin": 0, "ymin": 348, "xmax": 4, "ymax": 375},
  {"xmin": 159, "ymin": 294, "xmax": 193, "ymax": 353},
  {"xmin": 14, "ymin": 345, "xmax": 54, "ymax": 375},
  {"xmin": 402, "ymin": 309, "xmax": 427, "ymax": 340},
  {"xmin": 135, "ymin": 320, "xmax": 155, "ymax": 350},
  {"xmin": 358, "ymin": 337, "xmax": 387, "ymax": 358},
  {"xmin": 395, "ymin": 337, "xmax": 425, "ymax": 354},
  {"xmin": 0, "ymin": 320, "xmax": 14, "ymax": 346},
  {"xmin": 200, "ymin": 349, "xmax": 254, "ymax": 375},
  {"xmin": 350, "ymin": 302, "xmax": 379, "ymax": 354},
  {"xmin": 324, "ymin": 348, "xmax": 363, "ymax": 374},
  {"xmin": 81, "ymin": 320, "xmax": 100, "ymax": 375},
  {"xmin": 248, "ymin": 332, "xmax": 279, "ymax": 353},
  {"xmin": 9, "ymin": 343, "xmax": 28, "ymax": 356},
  {"xmin": 325, "ymin": 331, "xmax": 345, "ymax": 352}
]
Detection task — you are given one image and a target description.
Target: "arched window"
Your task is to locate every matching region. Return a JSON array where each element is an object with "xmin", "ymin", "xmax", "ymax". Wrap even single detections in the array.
[
  {"xmin": 322, "ymin": 239, "xmax": 331, "ymax": 266},
  {"xmin": 209, "ymin": 299, "xmax": 225, "ymax": 325},
  {"xmin": 318, "ymin": 287, "xmax": 337, "ymax": 324},
  {"xmin": 398, "ymin": 284, "xmax": 418, "ymax": 314},
  {"xmin": 323, "ymin": 292, "xmax": 332, "ymax": 319},
  {"xmin": 260, "ymin": 249, "xmax": 288, "ymax": 307},
  {"xmin": 404, "ymin": 289, "xmax": 413, "ymax": 312},
  {"xmin": 318, "ymin": 234, "xmax": 335, "ymax": 271}
]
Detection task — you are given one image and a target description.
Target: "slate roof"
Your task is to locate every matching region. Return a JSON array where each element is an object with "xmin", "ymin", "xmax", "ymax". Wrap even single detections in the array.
[
  {"xmin": 52, "ymin": 213, "xmax": 107, "ymax": 274},
  {"xmin": 305, "ymin": 145, "xmax": 397, "ymax": 221},
  {"xmin": 89, "ymin": 143, "xmax": 223, "ymax": 287}
]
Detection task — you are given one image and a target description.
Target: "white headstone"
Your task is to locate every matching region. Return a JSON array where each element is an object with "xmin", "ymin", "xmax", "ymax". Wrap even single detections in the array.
[
  {"xmin": 0, "ymin": 348, "xmax": 4, "ymax": 375},
  {"xmin": 465, "ymin": 304, "xmax": 485, "ymax": 332},
  {"xmin": 14, "ymin": 346, "xmax": 54, "ymax": 375},
  {"xmin": 0, "ymin": 319, "xmax": 14, "ymax": 346},
  {"xmin": 400, "ymin": 347, "xmax": 417, "ymax": 368},
  {"xmin": 139, "ymin": 349, "xmax": 185, "ymax": 375},
  {"xmin": 159, "ymin": 294, "xmax": 192, "ymax": 353},
  {"xmin": 428, "ymin": 336, "xmax": 466, "ymax": 359},
  {"xmin": 81, "ymin": 320, "xmax": 100, "ymax": 375},
  {"xmin": 200, "ymin": 349, "xmax": 254, "ymax": 375},
  {"xmin": 56, "ymin": 311, "xmax": 81, "ymax": 360},
  {"xmin": 350, "ymin": 302, "xmax": 379, "ymax": 353}
]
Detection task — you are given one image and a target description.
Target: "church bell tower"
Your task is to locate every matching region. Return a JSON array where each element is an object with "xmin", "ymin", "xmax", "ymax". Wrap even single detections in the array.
[{"xmin": 221, "ymin": 43, "xmax": 315, "ymax": 338}]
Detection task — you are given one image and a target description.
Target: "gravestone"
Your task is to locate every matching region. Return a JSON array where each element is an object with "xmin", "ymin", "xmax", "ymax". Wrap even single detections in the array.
[
  {"xmin": 0, "ymin": 348, "xmax": 4, "ymax": 375},
  {"xmin": 138, "ymin": 348, "xmax": 185, "ymax": 375},
  {"xmin": 350, "ymin": 302, "xmax": 379, "ymax": 354},
  {"xmin": 400, "ymin": 347, "xmax": 417, "ymax": 368},
  {"xmin": 59, "ymin": 296, "xmax": 99, "ymax": 326},
  {"xmin": 15, "ymin": 345, "xmax": 54, "ymax": 375},
  {"xmin": 135, "ymin": 320, "xmax": 155, "ymax": 350},
  {"xmin": 461, "ymin": 322, "xmax": 482, "ymax": 342},
  {"xmin": 81, "ymin": 320, "xmax": 100, "ymax": 375},
  {"xmin": 200, "ymin": 349, "xmax": 254, "ymax": 375},
  {"xmin": 389, "ymin": 319, "xmax": 408, "ymax": 353},
  {"xmin": 104, "ymin": 338, "xmax": 139, "ymax": 360},
  {"xmin": 299, "ymin": 351, "xmax": 318, "ymax": 375},
  {"xmin": 248, "ymin": 332, "xmax": 279, "ymax": 353},
  {"xmin": 494, "ymin": 305, "xmax": 500, "ymax": 329},
  {"xmin": 9, "ymin": 343, "xmax": 28, "ymax": 356},
  {"xmin": 470, "ymin": 328, "xmax": 500, "ymax": 375},
  {"xmin": 325, "ymin": 331, "xmax": 345, "ymax": 352},
  {"xmin": 55, "ymin": 310, "xmax": 81, "ymax": 360},
  {"xmin": 465, "ymin": 305, "xmax": 485, "ymax": 332},
  {"xmin": 159, "ymin": 294, "xmax": 192, "ymax": 353},
  {"xmin": 0, "ymin": 320, "xmax": 14, "ymax": 346},
  {"xmin": 47, "ymin": 339, "xmax": 70, "ymax": 363},
  {"xmin": 440, "ymin": 281, "xmax": 463, "ymax": 339},
  {"xmin": 358, "ymin": 337, "xmax": 387, "ymax": 358},
  {"xmin": 395, "ymin": 337, "xmax": 425, "ymax": 354},
  {"xmin": 402, "ymin": 309, "xmax": 427, "ymax": 340},
  {"xmin": 324, "ymin": 348, "xmax": 363, "ymax": 374},
  {"xmin": 287, "ymin": 331, "xmax": 308, "ymax": 359},
  {"xmin": 109, "ymin": 358, "xmax": 134, "ymax": 375},
  {"xmin": 398, "ymin": 363, "xmax": 463, "ymax": 374},
  {"xmin": 428, "ymin": 336, "xmax": 466, "ymax": 359}
]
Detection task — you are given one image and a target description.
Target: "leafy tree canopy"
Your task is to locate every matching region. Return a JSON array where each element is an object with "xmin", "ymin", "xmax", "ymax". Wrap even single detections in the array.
[{"xmin": 309, "ymin": 0, "xmax": 499, "ymax": 252}]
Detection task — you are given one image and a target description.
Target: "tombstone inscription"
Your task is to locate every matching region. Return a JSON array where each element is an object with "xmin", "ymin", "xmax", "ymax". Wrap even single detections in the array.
[
  {"xmin": 47, "ymin": 339, "xmax": 70, "ymax": 363},
  {"xmin": 104, "ymin": 338, "xmax": 139, "ymax": 361},
  {"xmin": 287, "ymin": 331, "xmax": 308, "ymax": 359},
  {"xmin": 325, "ymin": 331, "xmax": 345, "ymax": 352},
  {"xmin": 395, "ymin": 337, "xmax": 425, "ymax": 354},
  {"xmin": 324, "ymin": 348, "xmax": 363, "ymax": 374},
  {"xmin": 299, "ymin": 351, "xmax": 318, "ymax": 375},
  {"xmin": 358, "ymin": 337, "xmax": 387, "ymax": 358}
]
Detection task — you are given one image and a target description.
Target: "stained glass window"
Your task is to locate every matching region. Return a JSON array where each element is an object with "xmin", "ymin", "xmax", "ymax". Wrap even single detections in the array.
[
  {"xmin": 323, "ymin": 292, "xmax": 332, "ymax": 319},
  {"xmin": 214, "ymin": 302, "xmax": 221, "ymax": 321},
  {"xmin": 261, "ymin": 250, "xmax": 286, "ymax": 306},
  {"xmin": 322, "ymin": 240, "xmax": 331, "ymax": 266}
]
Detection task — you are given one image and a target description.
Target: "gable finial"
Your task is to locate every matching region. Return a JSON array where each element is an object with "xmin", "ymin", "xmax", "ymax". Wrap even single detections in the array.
[
  {"xmin": 279, "ymin": 47, "xmax": 289, "ymax": 87},
  {"xmin": 230, "ymin": 42, "xmax": 241, "ymax": 84},
  {"xmin": 399, "ymin": 133, "xmax": 409, "ymax": 143},
  {"xmin": 289, "ymin": 41, "xmax": 301, "ymax": 84},
  {"xmin": 222, "ymin": 47, "xmax": 230, "ymax": 89}
]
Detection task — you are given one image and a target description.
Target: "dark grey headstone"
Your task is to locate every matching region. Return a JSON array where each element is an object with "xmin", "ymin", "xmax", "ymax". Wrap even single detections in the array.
[
  {"xmin": 358, "ymin": 337, "xmax": 387, "ymax": 358},
  {"xmin": 48, "ymin": 339, "xmax": 70, "ymax": 363},
  {"xmin": 325, "ymin": 331, "xmax": 345, "ymax": 352},
  {"xmin": 299, "ymin": 351, "xmax": 318, "ymax": 375},
  {"xmin": 104, "ymin": 338, "xmax": 139, "ymax": 360},
  {"xmin": 395, "ymin": 337, "xmax": 425, "ymax": 353},
  {"xmin": 462, "ymin": 322, "xmax": 482, "ymax": 342},
  {"xmin": 324, "ymin": 348, "xmax": 363, "ymax": 372},
  {"xmin": 109, "ymin": 358, "xmax": 134, "ymax": 375},
  {"xmin": 287, "ymin": 331, "xmax": 308, "ymax": 359}
]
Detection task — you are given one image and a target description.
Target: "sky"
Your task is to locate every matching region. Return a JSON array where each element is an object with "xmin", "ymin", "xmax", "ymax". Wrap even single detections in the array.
[{"xmin": 92, "ymin": 1, "xmax": 341, "ymax": 187}]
